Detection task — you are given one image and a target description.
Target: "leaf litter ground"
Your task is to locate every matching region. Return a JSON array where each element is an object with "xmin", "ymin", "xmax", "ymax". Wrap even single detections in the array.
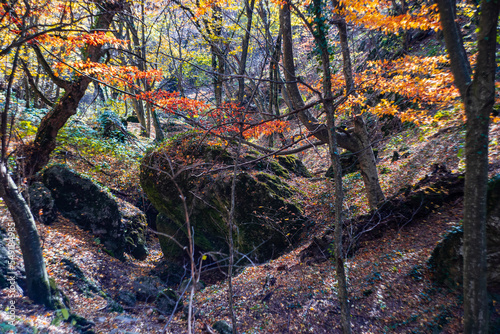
[{"xmin": 0, "ymin": 119, "xmax": 499, "ymax": 333}]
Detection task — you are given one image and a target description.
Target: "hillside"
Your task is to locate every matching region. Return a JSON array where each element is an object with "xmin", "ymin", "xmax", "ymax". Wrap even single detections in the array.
[
  {"xmin": 0, "ymin": 0, "xmax": 498, "ymax": 333},
  {"xmin": 0, "ymin": 118, "xmax": 498, "ymax": 333}
]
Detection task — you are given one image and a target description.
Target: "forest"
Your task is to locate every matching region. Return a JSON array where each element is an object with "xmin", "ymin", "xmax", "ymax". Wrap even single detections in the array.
[{"xmin": 0, "ymin": 0, "xmax": 498, "ymax": 333}]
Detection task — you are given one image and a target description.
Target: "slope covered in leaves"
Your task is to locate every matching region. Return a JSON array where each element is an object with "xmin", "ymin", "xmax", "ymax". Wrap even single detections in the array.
[{"xmin": 0, "ymin": 118, "xmax": 498, "ymax": 333}]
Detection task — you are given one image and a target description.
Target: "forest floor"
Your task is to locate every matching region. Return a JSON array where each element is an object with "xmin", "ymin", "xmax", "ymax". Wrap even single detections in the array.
[{"xmin": 0, "ymin": 118, "xmax": 499, "ymax": 333}]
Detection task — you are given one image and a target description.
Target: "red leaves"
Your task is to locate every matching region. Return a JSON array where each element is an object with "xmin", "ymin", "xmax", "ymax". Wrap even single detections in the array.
[{"xmin": 133, "ymin": 92, "xmax": 291, "ymax": 141}]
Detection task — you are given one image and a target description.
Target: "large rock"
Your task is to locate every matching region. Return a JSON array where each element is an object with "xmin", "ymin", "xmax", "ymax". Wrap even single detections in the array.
[
  {"xmin": 0, "ymin": 228, "xmax": 11, "ymax": 289},
  {"xmin": 429, "ymin": 175, "xmax": 500, "ymax": 290},
  {"xmin": 118, "ymin": 200, "xmax": 148, "ymax": 260},
  {"xmin": 276, "ymin": 155, "xmax": 311, "ymax": 178},
  {"xmin": 43, "ymin": 165, "xmax": 148, "ymax": 260},
  {"xmin": 61, "ymin": 258, "xmax": 104, "ymax": 297},
  {"xmin": 155, "ymin": 288, "xmax": 183, "ymax": 315},
  {"xmin": 132, "ymin": 276, "xmax": 163, "ymax": 302},
  {"xmin": 27, "ymin": 182, "xmax": 56, "ymax": 225},
  {"xmin": 140, "ymin": 133, "xmax": 308, "ymax": 264}
]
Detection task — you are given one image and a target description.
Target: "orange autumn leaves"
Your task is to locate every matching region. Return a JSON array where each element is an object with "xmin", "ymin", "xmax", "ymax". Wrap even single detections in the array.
[
  {"xmin": 24, "ymin": 9, "xmax": 288, "ymax": 142},
  {"xmin": 359, "ymin": 55, "xmax": 459, "ymax": 124},
  {"xmin": 37, "ymin": 32, "xmax": 164, "ymax": 89},
  {"xmin": 338, "ymin": 0, "xmax": 440, "ymax": 34},
  {"xmin": 138, "ymin": 90, "xmax": 290, "ymax": 140},
  {"xmin": 308, "ymin": 55, "xmax": 460, "ymax": 125}
]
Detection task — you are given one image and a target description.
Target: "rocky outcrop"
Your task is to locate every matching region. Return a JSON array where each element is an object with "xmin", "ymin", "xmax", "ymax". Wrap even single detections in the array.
[
  {"xmin": 155, "ymin": 288, "xmax": 182, "ymax": 315},
  {"xmin": 129, "ymin": 275, "xmax": 183, "ymax": 315},
  {"xmin": 118, "ymin": 200, "xmax": 148, "ymax": 260},
  {"xmin": 43, "ymin": 165, "xmax": 148, "ymax": 260},
  {"xmin": 140, "ymin": 133, "xmax": 309, "ymax": 264},
  {"xmin": 27, "ymin": 182, "xmax": 57, "ymax": 225},
  {"xmin": 276, "ymin": 155, "xmax": 312, "ymax": 178},
  {"xmin": 300, "ymin": 165, "xmax": 465, "ymax": 261},
  {"xmin": 429, "ymin": 175, "xmax": 500, "ymax": 290}
]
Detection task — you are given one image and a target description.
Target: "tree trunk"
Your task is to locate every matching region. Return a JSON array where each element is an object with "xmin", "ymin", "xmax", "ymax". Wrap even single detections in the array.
[
  {"xmin": 0, "ymin": 48, "xmax": 53, "ymax": 308},
  {"xmin": 352, "ymin": 116, "xmax": 385, "ymax": 208},
  {"xmin": 280, "ymin": 1, "xmax": 384, "ymax": 209},
  {"xmin": 309, "ymin": 0, "xmax": 351, "ymax": 330},
  {"xmin": 258, "ymin": 1, "xmax": 282, "ymax": 146},
  {"xmin": 335, "ymin": 16, "xmax": 385, "ymax": 208},
  {"xmin": 124, "ymin": 14, "xmax": 149, "ymax": 137},
  {"xmin": 436, "ymin": 0, "xmax": 499, "ymax": 332},
  {"xmin": 152, "ymin": 109, "xmax": 165, "ymax": 142},
  {"xmin": 206, "ymin": 6, "xmax": 225, "ymax": 107},
  {"xmin": 24, "ymin": 0, "xmax": 125, "ymax": 176},
  {"xmin": 436, "ymin": 0, "xmax": 472, "ymax": 99},
  {"xmin": 237, "ymin": 0, "xmax": 256, "ymax": 104},
  {"xmin": 0, "ymin": 165, "xmax": 54, "ymax": 308},
  {"xmin": 25, "ymin": 78, "xmax": 91, "ymax": 175},
  {"xmin": 280, "ymin": 4, "xmax": 326, "ymax": 138},
  {"xmin": 462, "ymin": 2, "xmax": 498, "ymax": 332}
]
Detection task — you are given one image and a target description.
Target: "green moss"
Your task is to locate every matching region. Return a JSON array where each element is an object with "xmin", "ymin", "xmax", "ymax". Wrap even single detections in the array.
[
  {"xmin": 269, "ymin": 160, "xmax": 290, "ymax": 178},
  {"xmin": 428, "ymin": 225, "xmax": 463, "ymax": 289},
  {"xmin": 255, "ymin": 172, "xmax": 293, "ymax": 198},
  {"xmin": 277, "ymin": 155, "xmax": 311, "ymax": 178},
  {"xmin": 156, "ymin": 214, "xmax": 187, "ymax": 260},
  {"xmin": 141, "ymin": 140, "xmax": 307, "ymax": 263}
]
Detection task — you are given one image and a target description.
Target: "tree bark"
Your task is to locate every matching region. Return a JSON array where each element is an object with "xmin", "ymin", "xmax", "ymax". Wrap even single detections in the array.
[
  {"xmin": 436, "ymin": 0, "xmax": 499, "ymax": 332},
  {"xmin": 152, "ymin": 109, "xmax": 165, "ymax": 142},
  {"xmin": 124, "ymin": 14, "xmax": 149, "ymax": 137},
  {"xmin": 280, "ymin": 4, "xmax": 327, "ymax": 140},
  {"xmin": 435, "ymin": 0, "xmax": 472, "ymax": 99},
  {"xmin": 335, "ymin": 17, "xmax": 385, "ymax": 208},
  {"xmin": 0, "ymin": 165, "xmax": 54, "ymax": 308},
  {"xmin": 213, "ymin": 6, "xmax": 225, "ymax": 107}
]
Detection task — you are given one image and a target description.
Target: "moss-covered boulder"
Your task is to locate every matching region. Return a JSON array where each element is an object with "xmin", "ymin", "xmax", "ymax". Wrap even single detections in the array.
[
  {"xmin": 155, "ymin": 288, "xmax": 183, "ymax": 315},
  {"xmin": 118, "ymin": 200, "xmax": 148, "ymax": 260},
  {"xmin": 43, "ymin": 165, "xmax": 147, "ymax": 260},
  {"xmin": 429, "ymin": 175, "xmax": 500, "ymax": 290},
  {"xmin": 276, "ymin": 155, "xmax": 311, "ymax": 178},
  {"xmin": 241, "ymin": 152, "xmax": 311, "ymax": 179},
  {"xmin": 140, "ymin": 133, "xmax": 308, "ymax": 264},
  {"xmin": 27, "ymin": 182, "xmax": 56, "ymax": 225}
]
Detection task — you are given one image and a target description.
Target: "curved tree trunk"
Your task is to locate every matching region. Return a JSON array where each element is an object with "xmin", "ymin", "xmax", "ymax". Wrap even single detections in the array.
[
  {"xmin": 0, "ymin": 165, "xmax": 54, "ymax": 308},
  {"xmin": 6, "ymin": 0, "xmax": 124, "ymax": 310},
  {"xmin": 25, "ymin": 78, "xmax": 91, "ymax": 175},
  {"xmin": 24, "ymin": 0, "xmax": 125, "ymax": 176},
  {"xmin": 0, "ymin": 47, "xmax": 53, "ymax": 308}
]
